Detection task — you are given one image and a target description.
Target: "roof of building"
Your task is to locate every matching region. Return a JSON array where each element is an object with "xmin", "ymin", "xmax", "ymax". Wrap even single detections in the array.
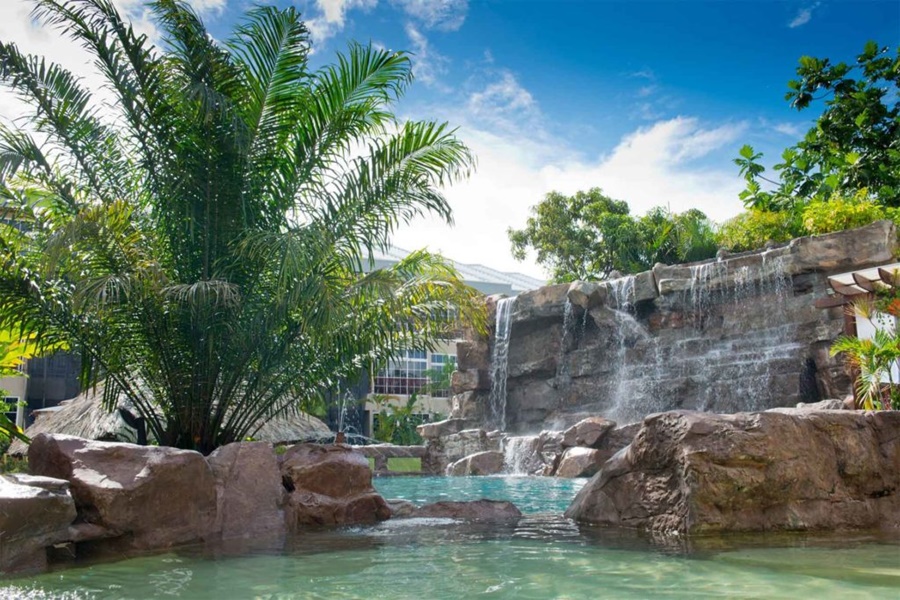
[{"xmin": 371, "ymin": 246, "xmax": 545, "ymax": 294}]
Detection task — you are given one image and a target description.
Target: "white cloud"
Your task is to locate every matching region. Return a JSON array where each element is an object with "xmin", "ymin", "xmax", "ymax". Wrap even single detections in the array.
[
  {"xmin": 773, "ymin": 122, "xmax": 804, "ymax": 137},
  {"xmin": 186, "ymin": 0, "xmax": 227, "ymax": 15},
  {"xmin": 393, "ymin": 106, "xmax": 747, "ymax": 279},
  {"xmin": 306, "ymin": 0, "xmax": 377, "ymax": 44},
  {"xmin": 405, "ymin": 23, "xmax": 448, "ymax": 86},
  {"xmin": 789, "ymin": 3, "xmax": 820, "ymax": 28},
  {"xmin": 391, "ymin": 0, "xmax": 468, "ymax": 31},
  {"xmin": 466, "ymin": 70, "xmax": 540, "ymax": 135}
]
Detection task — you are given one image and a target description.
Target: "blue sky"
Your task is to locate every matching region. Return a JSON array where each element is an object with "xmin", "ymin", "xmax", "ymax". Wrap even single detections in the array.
[{"xmin": 1, "ymin": 1, "xmax": 897, "ymax": 278}]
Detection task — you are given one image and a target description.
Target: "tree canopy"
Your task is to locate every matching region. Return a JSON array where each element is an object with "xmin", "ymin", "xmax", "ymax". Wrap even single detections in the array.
[
  {"xmin": 734, "ymin": 42, "xmax": 899, "ymax": 212},
  {"xmin": 0, "ymin": 0, "xmax": 483, "ymax": 452},
  {"xmin": 508, "ymin": 188, "xmax": 718, "ymax": 282}
]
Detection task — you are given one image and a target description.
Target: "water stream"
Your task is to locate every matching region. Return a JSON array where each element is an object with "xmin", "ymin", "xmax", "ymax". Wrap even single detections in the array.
[
  {"xmin": 488, "ymin": 297, "xmax": 516, "ymax": 431},
  {"xmin": 603, "ymin": 255, "xmax": 802, "ymax": 422}
]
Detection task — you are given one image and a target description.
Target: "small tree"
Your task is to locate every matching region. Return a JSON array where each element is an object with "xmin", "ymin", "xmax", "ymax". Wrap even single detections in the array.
[{"xmin": 508, "ymin": 188, "xmax": 718, "ymax": 282}]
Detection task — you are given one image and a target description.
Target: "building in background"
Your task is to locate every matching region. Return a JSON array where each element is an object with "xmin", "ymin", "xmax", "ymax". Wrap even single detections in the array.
[{"xmin": 351, "ymin": 246, "xmax": 544, "ymax": 438}]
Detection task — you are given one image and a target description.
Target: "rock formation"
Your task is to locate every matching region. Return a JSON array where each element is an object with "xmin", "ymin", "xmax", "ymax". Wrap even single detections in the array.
[
  {"xmin": 566, "ymin": 409, "xmax": 900, "ymax": 535},
  {"xmin": 455, "ymin": 221, "xmax": 895, "ymax": 433},
  {"xmin": 2, "ymin": 435, "xmax": 393, "ymax": 574},
  {"xmin": 281, "ymin": 443, "xmax": 391, "ymax": 527}
]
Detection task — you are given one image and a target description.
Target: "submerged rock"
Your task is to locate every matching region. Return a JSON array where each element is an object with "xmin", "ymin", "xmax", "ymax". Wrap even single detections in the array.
[
  {"xmin": 414, "ymin": 499, "xmax": 522, "ymax": 521},
  {"xmin": 566, "ymin": 410, "xmax": 900, "ymax": 535}
]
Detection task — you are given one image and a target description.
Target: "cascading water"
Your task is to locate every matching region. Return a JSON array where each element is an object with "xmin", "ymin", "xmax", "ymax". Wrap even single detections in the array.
[
  {"xmin": 601, "ymin": 253, "xmax": 803, "ymax": 423},
  {"xmin": 489, "ymin": 297, "xmax": 516, "ymax": 431},
  {"xmin": 502, "ymin": 434, "xmax": 541, "ymax": 475},
  {"xmin": 607, "ymin": 275, "xmax": 636, "ymax": 312},
  {"xmin": 555, "ymin": 300, "xmax": 577, "ymax": 399}
]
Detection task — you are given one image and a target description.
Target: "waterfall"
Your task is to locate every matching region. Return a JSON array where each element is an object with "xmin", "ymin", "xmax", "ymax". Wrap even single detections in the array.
[
  {"xmin": 489, "ymin": 297, "xmax": 516, "ymax": 431},
  {"xmin": 607, "ymin": 275, "xmax": 636, "ymax": 312},
  {"xmin": 602, "ymin": 254, "xmax": 800, "ymax": 422},
  {"xmin": 556, "ymin": 300, "xmax": 576, "ymax": 398},
  {"xmin": 502, "ymin": 435, "xmax": 541, "ymax": 475}
]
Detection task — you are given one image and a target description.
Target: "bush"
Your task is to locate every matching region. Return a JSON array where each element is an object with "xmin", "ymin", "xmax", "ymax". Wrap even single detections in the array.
[
  {"xmin": 716, "ymin": 209, "xmax": 803, "ymax": 252},
  {"xmin": 801, "ymin": 191, "xmax": 899, "ymax": 235}
]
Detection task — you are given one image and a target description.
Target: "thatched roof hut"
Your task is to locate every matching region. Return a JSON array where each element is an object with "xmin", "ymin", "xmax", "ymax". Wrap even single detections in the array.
[{"xmin": 7, "ymin": 387, "xmax": 331, "ymax": 455}]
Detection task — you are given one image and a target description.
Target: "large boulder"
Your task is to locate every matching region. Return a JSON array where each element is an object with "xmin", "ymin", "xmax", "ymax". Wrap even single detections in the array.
[
  {"xmin": 280, "ymin": 443, "xmax": 390, "ymax": 528},
  {"xmin": 561, "ymin": 417, "xmax": 616, "ymax": 449},
  {"xmin": 566, "ymin": 410, "xmax": 900, "ymax": 535},
  {"xmin": 567, "ymin": 281, "xmax": 606, "ymax": 311},
  {"xmin": 555, "ymin": 447, "xmax": 605, "ymax": 478},
  {"xmin": 446, "ymin": 451, "xmax": 505, "ymax": 476},
  {"xmin": 414, "ymin": 500, "xmax": 522, "ymax": 521},
  {"xmin": 28, "ymin": 434, "xmax": 218, "ymax": 550},
  {"xmin": 0, "ymin": 474, "xmax": 77, "ymax": 573},
  {"xmin": 207, "ymin": 442, "xmax": 285, "ymax": 541}
]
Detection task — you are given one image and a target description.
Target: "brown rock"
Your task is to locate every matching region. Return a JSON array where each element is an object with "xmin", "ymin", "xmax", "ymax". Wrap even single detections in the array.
[
  {"xmin": 447, "ymin": 451, "xmax": 505, "ymax": 476},
  {"xmin": 789, "ymin": 219, "xmax": 896, "ymax": 274},
  {"xmin": 456, "ymin": 340, "xmax": 491, "ymax": 371},
  {"xmin": 567, "ymin": 281, "xmax": 607, "ymax": 311},
  {"xmin": 27, "ymin": 434, "xmax": 217, "ymax": 550},
  {"xmin": 417, "ymin": 418, "xmax": 479, "ymax": 440},
  {"xmin": 386, "ymin": 499, "xmax": 418, "ymax": 518},
  {"xmin": 415, "ymin": 499, "xmax": 522, "ymax": 521},
  {"xmin": 511, "ymin": 283, "xmax": 569, "ymax": 323},
  {"xmin": 449, "ymin": 391, "xmax": 487, "ymax": 421},
  {"xmin": 207, "ymin": 442, "xmax": 285, "ymax": 541},
  {"xmin": 280, "ymin": 443, "xmax": 390, "ymax": 528},
  {"xmin": 561, "ymin": 417, "xmax": 616, "ymax": 448},
  {"xmin": 450, "ymin": 369, "xmax": 490, "ymax": 393},
  {"xmin": 0, "ymin": 474, "xmax": 76, "ymax": 574},
  {"xmin": 566, "ymin": 410, "xmax": 900, "ymax": 535},
  {"xmin": 555, "ymin": 447, "xmax": 605, "ymax": 478}
]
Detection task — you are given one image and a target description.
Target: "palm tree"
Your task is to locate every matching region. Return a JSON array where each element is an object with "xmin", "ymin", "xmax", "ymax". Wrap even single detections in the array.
[
  {"xmin": 0, "ymin": 0, "xmax": 482, "ymax": 453},
  {"xmin": 830, "ymin": 301, "xmax": 900, "ymax": 410}
]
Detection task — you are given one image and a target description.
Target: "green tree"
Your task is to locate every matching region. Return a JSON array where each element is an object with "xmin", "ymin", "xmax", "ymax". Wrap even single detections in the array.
[
  {"xmin": 735, "ymin": 42, "xmax": 899, "ymax": 211},
  {"xmin": 508, "ymin": 188, "xmax": 718, "ymax": 282},
  {"xmin": 0, "ymin": 0, "xmax": 483, "ymax": 453}
]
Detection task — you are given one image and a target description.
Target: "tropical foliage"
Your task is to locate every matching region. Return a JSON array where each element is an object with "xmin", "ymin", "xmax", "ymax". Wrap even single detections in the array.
[
  {"xmin": 830, "ymin": 296, "xmax": 900, "ymax": 410},
  {"xmin": 0, "ymin": 332, "xmax": 34, "ymax": 447},
  {"xmin": 508, "ymin": 188, "xmax": 718, "ymax": 282},
  {"xmin": 719, "ymin": 41, "xmax": 900, "ymax": 252},
  {"xmin": 735, "ymin": 42, "xmax": 899, "ymax": 212},
  {"xmin": 371, "ymin": 393, "xmax": 428, "ymax": 446},
  {"xmin": 0, "ymin": 0, "xmax": 483, "ymax": 453}
]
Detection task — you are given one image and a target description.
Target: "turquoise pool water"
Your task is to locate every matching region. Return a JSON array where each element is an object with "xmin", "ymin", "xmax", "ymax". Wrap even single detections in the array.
[
  {"xmin": 374, "ymin": 474, "xmax": 588, "ymax": 513},
  {"xmin": 3, "ymin": 476, "xmax": 898, "ymax": 599}
]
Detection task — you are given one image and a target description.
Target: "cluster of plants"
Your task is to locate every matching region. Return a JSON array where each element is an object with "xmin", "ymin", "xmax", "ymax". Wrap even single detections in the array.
[
  {"xmin": 510, "ymin": 42, "xmax": 899, "ymax": 281},
  {"xmin": 830, "ymin": 287, "xmax": 900, "ymax": 411},
  {"xmin": 0, "ymin": 0, "xmax": 485, "ymax": 453}
]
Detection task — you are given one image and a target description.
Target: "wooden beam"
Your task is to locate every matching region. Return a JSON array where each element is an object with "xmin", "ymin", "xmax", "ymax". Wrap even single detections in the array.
[
  {"xmin": 852, "ymin": 272, "xmax": 878, "ymax": 293},
  {"xmin": 815, "ymin": 295, "xmax": 850, "ymax": 309},
  {"xmin": 829, "ymin": 280, "xmax": 863, "ymax": 296},
  {"xmin": 878, "ymin": 267, "xmax": 900, "ymax": 288}
]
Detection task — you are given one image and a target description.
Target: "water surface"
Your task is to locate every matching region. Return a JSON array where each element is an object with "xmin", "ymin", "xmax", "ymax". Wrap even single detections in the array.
[{"xmin": 4, "ymin": 476, "xmax": 898, "ymax": 599}]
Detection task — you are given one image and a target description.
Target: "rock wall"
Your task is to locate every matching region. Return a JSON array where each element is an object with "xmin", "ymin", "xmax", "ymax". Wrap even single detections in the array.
[
  {"xmin": 452, "ymin": 221, "xmax": 897, "ymax": 433},
  {"xmin": 566, "ymin": 409, "xmax": 900, "ymax": 535}
]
